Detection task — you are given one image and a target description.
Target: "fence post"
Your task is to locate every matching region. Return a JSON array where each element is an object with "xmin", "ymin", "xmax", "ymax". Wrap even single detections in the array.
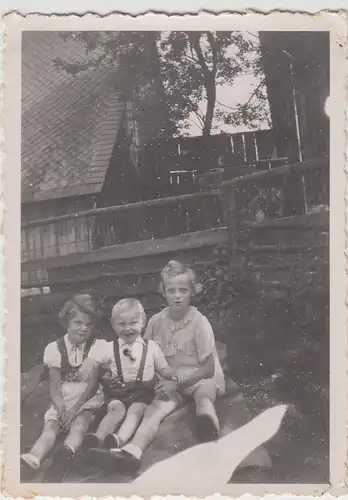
[{"xmin": 223, "ymin": 185, "xmax": 240, "ymax": 264}]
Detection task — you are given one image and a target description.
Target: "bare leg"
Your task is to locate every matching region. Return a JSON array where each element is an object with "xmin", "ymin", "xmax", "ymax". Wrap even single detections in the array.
[
  {"xmin": 95, "ymin": 400, "xmax": 126, "ymax": 443},
  {"xmin": 64, "ymin": 410, "xmax": 95, "ymax": 453},
  {"xmin": 130, "ymin": 398, "xmax": 179, "ymax": 452},
  {"xmin": 191, "ymin": 380, "xmax": 219, "ymax": 440},
  {"xmin": 194, "ymin": 381, "xmax": 218, "ymax": 420},
  {"xmin": 22, "ymin": 420, "xmax": 61, "ymax": 466},
  {"xmin": 116, "ymin": 402, "xmax": 146, "ymax": 447}
]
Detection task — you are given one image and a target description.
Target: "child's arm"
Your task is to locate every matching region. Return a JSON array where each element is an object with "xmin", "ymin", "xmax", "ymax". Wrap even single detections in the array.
[
  {"xmin": 174, "ymin": 354, "xmax": 215, "ymax": 390},
  {"xmin": 175, "ymin": 316, "xmax": 216, "ymax": 390},
  {"xmin": 152, "ymin": 343, "xmax": 190, "ymax": 390},
  {"xmin": 49, "ymin": 367, "xmax": 66, "ymax": 420},
  {"xmin": 157, "ymin": 365, "xmax": 178, "ymax": 380}
]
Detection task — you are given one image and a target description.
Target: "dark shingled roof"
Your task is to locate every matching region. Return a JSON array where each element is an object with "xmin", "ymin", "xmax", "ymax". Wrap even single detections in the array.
[{"xmin": 22, "ymin": 32, "xmax": 124, "ymax": 202}]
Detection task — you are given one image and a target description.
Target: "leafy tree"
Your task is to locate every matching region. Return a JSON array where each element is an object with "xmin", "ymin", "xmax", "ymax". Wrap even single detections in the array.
[
  {"xmin": 159, "ymin": 31, "xmax": 270, "ymax": 135},
  {"xmin": 55, "ymin": 31, "xmax": 270, "ymax": 138}
]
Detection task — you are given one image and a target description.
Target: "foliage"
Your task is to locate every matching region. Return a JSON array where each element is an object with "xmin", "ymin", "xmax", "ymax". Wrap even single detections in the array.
[
  {"xmin": 198, "ymin": 247, "xmax": 329, "ymax": 428},
  {"xmin": 54, "ymin": 31, "xmax": 270, "ymax": 138}
]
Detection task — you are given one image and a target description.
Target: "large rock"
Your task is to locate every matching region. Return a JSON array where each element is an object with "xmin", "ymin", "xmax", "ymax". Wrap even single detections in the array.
[{"xmin": 21, "ymin": 358, "xmax": 272, "ymax": 483}]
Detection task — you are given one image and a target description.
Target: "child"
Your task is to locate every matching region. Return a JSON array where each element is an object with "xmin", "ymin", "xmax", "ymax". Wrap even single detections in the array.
[
  {"xmin": 82, "ymin": 298, "xmax": 184, "ymax": 457},
  {"xmin": 146, "ymin": 260, "xmax": 226, "ymax": 441},
  {"xmin": 20, "ymin": 294, "xmax": 105, "ymax": 482},
  {"xmin": 89, "ymin": 261, "xmax": 226, "ymax": 475}
]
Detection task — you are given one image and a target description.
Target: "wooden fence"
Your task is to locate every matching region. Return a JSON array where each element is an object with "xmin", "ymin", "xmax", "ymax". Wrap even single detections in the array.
[
  {"xmin": 21, "ymin": 155, "xmax": 329, "ymax": 299},
  {"xmin": 21, "ymin": 191, "xmax": 223, "ymax": 288},
  {"xmin": 218, "ymin": 155, "xmax": 329, "ymax": 297}
]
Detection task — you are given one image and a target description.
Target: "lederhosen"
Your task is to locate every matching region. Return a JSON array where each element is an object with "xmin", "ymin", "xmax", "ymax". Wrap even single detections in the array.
[
  {"xmin": 101, "ymin": 339, "xmax": 155, "ymax": 409},
  {"xmin": 56, "ymin": 336, "xmax": 96, "ymax": 383}
]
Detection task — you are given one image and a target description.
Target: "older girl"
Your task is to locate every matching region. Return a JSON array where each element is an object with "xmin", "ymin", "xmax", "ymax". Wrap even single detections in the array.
[{"xmin": 20, "ymin": 294, "xmax": 105, "ymax": 482}]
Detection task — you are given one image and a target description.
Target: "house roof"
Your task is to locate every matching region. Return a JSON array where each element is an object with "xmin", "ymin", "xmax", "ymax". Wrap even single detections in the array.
[{"xmin": 22, "ymin": 32, "xmax": 125, "ymax": 202}]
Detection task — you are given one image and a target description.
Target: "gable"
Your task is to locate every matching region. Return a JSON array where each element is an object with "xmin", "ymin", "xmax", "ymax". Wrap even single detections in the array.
[{"xmin": 21, "ymin": 32, "xmax": 125, "ymax": 202}]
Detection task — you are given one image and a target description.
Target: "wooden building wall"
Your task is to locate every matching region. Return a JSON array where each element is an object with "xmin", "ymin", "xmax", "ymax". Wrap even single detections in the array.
[{"xmin": 21, "ymin": 195, "xmax": 96, "ymax": 286}]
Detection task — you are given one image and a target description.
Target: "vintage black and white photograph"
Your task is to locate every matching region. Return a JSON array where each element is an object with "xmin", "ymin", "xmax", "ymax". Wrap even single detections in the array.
[{"xmin": 11, "ymin": 18, "xmax": 338, "ymax": 493}]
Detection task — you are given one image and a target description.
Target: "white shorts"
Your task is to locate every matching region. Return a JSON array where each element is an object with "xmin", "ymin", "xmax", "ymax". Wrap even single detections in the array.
[{"xmin": 44, "ymin": 381, "xmax": 104, "ymax": 423}]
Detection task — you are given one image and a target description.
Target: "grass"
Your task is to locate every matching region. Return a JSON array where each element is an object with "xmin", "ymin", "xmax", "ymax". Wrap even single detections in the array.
[{"xmin": 21, "ymin": 275, "xmax": 329, "ymax": 483}]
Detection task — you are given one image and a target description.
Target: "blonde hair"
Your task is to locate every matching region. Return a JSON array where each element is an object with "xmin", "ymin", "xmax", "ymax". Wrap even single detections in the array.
[
  {"xmin": 111, "ymin": 298, "xmax": 146, "ymax": 327},
  {"xmin": 159, "ymin": 260, "xmax": 203, "ymax": 296},
  {"xmin": 59, "ymin": 294, "xmax": 99, "ymax": 329}
]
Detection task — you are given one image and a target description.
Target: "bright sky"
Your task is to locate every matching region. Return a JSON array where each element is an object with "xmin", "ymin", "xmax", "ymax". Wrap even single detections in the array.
[
  {"xmin": 185, "ymin": 32, "xmax": 271, "ymax": 136},
  {"xmin": 186, "ymin": 73, "xmax": 269, "ymax": 136}
]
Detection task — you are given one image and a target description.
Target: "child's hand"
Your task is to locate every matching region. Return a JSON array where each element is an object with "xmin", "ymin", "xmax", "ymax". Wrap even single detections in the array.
[
  {"xmin": 155, "ymin": 380, "xmax": 177, "ymax": 399},
  {"xmin": 176, "ymin": 374, "xmax": 189, "ymax": 385},
  {"xmin": 55, "ymin": 401, "xmax": 66, "ymax": 422},
  {"xmin": 61, "ymin": 407, "xmax": 78, "ymax": 429}
]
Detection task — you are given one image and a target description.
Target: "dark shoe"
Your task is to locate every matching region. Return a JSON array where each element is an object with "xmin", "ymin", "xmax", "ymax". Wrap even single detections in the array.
[
  {"xmin": 196, "ymin": 414, "xmax": 219, "ymax": 442},
  {"xmin": 104, "ymin": 433, "xmax": 122, "ymax": 450},
  {"xmin": 20, "ymin": 457, "xmax": 38, "ymax": 482},
  {"xmin": 82, "ymin": 433, "xmax": 102, "ymax": 451},
  {"xmin": 42, "ymin": 445, "xmax": 74, "ymax": 483},
  {"xmin": 85, "ymin": 448, "xmax": 140, "ymax": 475}
]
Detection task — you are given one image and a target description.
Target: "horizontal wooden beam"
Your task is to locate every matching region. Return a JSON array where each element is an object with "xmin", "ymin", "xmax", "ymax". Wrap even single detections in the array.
[
  {"xmin": 242, "ymin": 211, "xmax": 329, "ymax": 231},
  {"xmin": 21, "ymin": 228, "xmax": 228, "ymax": 273},
  {"xmin": 21, "ymin": 258, "xmax": 220, "ymax": 289},
  {"xmin": 219, "ymin": 155, "xmax": 329, "ymax": 189},
  {"xmin": 245, "ymin": 243, "xmax": 327, "ymax": 253},
  {"xmin": 257, "ymin": 157, "xmax": 289, "ymax": 164},
  {"xmin": 21, "ymin": 191, "xmax": 219, "ymax": 229},
  {"xmin": 252, "ymin": 280, "xmax": 291, "ymax": 290}
]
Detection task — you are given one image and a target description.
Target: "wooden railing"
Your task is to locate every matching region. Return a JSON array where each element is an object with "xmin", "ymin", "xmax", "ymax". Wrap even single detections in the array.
[
  {"xmin": 21, "ymin": 191, "xmax": 223, "ymax": 287},
  {"xmin": 21, "ymin": 155, "xmax": 329, "ymax": 292},
  {"xmin": 219, "ymin": 155, "xmax": 329, "ymax": 295}
]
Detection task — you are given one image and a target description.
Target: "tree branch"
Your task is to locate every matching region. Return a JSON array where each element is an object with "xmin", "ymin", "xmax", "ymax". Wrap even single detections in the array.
[
  {"xmin": 188, "ymin": 33, "xmax": 211, "ymax": 79},
  {"xmin": 183, "ymin": 53, "xmax": 200, "ymax": 65},
  {"xmin": 216, "ymin": 99, "xmax": 235, "ymax": 111},
  {"xmin": 206, "ymin": 31, "xmax": 218, "ymax": 75},
  {"xmin": 187, "ymin": 116, "xmax": 204, "ymax": 131},
  {"xmin": 193, "ymin": 109, "xmax": 206, "ymax": 127},
  {"xmin": 243, "ymin": 79, "xmax": 265, "ymax": 108}
]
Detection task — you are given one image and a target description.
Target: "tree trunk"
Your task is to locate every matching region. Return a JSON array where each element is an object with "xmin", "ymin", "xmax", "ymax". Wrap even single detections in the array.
[{"xmin": 203, "ymin": 72, "xmax": 216, "ymax": 136}]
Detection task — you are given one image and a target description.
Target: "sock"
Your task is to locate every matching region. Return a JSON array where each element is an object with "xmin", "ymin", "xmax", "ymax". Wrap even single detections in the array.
[
  {"xmin": 21, "ymin": 453, "xmax": 40, "ymax": 470},
  {"xmin": 63, "ymin": 443, "xmax": 75, "ymax": 455},
  {"xmin": 122, "ymin": 444, "xmax": 142, "ymax": 460},
  {"xmin": 114, "ymin": 434, "xmax": 124, "ymax": 448}
]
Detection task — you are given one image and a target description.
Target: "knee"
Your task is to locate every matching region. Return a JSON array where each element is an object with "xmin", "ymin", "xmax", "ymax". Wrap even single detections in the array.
[
  {"xmin": 128, "ymin": 402, "xmax": 146, "ymax": 416},
  {"xmin": 143, "ymin": 401, "xmax": 172, "ymax": 424},
  {"xmin": 42, "ymin": 421, "xmax": 60, "ymax": 439},
  {"xmin": 193, "ymin": 380, "xmax": 217, "ymax": 404},
  {"xmin": 107, "ymin": 399, "xmax": 126, "ymax": 417}
]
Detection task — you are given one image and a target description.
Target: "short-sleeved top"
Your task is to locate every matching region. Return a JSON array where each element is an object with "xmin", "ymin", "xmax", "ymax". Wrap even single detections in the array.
[
  {"xmin": 43, "ymin": 335, "xmax": 106, "ymax": 371},
  {"xmin": 145, "ymin": 306, "xmax": 225, "ymax": 393},
  {"xmin": 43, "ymin": 334, "xmax": 105, "ymax": 407},
  {"xmin": 88, "ymin": 336, "xmax": 169, "ymax": 383}
]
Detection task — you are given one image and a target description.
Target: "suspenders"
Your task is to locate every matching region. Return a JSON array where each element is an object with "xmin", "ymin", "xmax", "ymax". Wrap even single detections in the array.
[
  {"xmin": 56, "ymin": 336, "xmax": 95, "ymax": 376},
  {"xmin": 112, "ymin": 339, "xmax": 149, "ymax": 385}
]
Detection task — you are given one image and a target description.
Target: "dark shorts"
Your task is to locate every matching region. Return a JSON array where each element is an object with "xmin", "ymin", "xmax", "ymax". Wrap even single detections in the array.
[{"xmin": 106, "ymin": 387, "xmax": 155, "ymax": 410}]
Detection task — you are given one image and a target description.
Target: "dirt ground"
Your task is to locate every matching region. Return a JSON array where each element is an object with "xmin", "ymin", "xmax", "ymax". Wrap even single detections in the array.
[{"xmin": 21, "ymin": 291, "xmax": 329, "ymax": 483}]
